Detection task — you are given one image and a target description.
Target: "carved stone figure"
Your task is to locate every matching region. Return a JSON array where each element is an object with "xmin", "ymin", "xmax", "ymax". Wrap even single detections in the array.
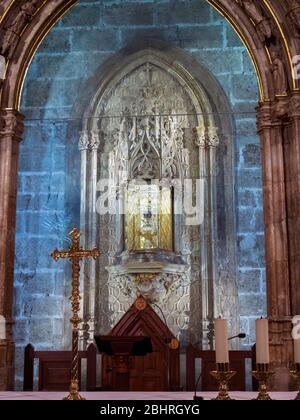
[
  {"xmin": 239, "ymin": 0, "xmax": 272, "ymax": 41},
  {"xmin": 240, "ymin": 0, "xmax": 264, "ymax": 23},
  {"xmin": 270, "ymin": 50, "xmax": 288, "ymax": 95},
  {"xmin": 288, "ymin": 0, "xmax": 300, "ymax": 34},
  {"xmin": 0, "ymin": 1, "xmax": 39, "ymax": 59},
  {"xmin": 256, "ymin": 18, "xmax": 272, "ymax": 42}
]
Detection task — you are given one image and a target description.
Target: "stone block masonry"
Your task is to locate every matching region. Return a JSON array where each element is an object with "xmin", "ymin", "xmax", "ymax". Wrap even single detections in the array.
[{"xmin": 14, "ymin": 0, "xmax": 266, "ymax": 387}]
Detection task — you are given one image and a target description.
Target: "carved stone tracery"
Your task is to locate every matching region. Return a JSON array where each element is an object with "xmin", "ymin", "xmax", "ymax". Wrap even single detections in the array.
[
  {"xmin": 77, "ymin": 48, "xmax": 238, "ymax": 351},
  {"xmin": 105, "ymin": 63, "xmax": 192, "ymax": 185}
]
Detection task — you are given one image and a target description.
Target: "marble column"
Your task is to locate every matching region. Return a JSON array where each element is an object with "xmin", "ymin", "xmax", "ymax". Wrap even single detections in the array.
[
  {"xmin": 196, "ymin": 126, "xmax": 211, "ymax": 348},
  {"xmin": 0, "ymin": 109, "xmax": 24, "ymax": 390},
  {"xmin": 257, "ymin": 101, "xmax": 292, "ymax": 390},
  {"xmin": 195, "ymin": 125, "xmax": 220, "ymax": 349},
  {"xmin": 79, "ymin": 131, "xmax": 90, "ymax": 349},
  {"xmin": 87, "ymin": 131, "xmax": 100, "ymax": 344},
  {"xmin": 79, "ymin": 130, "xmax": 101, "ymax": 348},
  {"xmin": 207, "ymin": 127, "xmax": 220, "ymax": 347}
]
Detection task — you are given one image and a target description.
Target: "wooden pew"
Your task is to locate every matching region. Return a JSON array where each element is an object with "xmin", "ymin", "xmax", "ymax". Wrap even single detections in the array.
[
  {"xmin": 186, "ymin": 344, "xmax": 256, "ymax": 391},
  {"xmin": 23, "ymin": 343, "xmax": 97, "ymax": 391}
]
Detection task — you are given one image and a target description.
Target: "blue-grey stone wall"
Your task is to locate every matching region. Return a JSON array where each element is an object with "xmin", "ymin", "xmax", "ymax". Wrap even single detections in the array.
[{"xmin": 14, "ymin": 0, "xmax": 266, "ymax": 387}]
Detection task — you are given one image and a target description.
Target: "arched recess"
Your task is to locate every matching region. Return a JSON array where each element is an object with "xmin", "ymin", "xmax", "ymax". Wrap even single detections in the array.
[
  {"xmin": 75, "ymin": 43, "xmax": 238, "ymax": 350},
  {"xmin": 0, "ymin": 0, "xmax": 299, "ymax": 390}
]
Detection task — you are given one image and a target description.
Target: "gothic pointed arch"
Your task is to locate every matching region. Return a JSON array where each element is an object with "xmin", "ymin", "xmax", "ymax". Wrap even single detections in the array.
[{"xmin": 76, "ymin": 43, "xmax": 238, "ymax": 351}]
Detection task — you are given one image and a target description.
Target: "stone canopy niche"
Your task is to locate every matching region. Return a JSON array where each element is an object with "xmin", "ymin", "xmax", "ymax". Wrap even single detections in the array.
[{"xmin": 78, "ymin": 47, "xmax": 238, "ymax": 350}]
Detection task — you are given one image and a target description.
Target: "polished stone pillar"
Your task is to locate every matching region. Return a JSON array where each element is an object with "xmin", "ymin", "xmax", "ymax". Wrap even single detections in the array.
[
  {"xmin": 79, "ymin": 131, "xmax": 89, "ymax": 349},
  {"xmin": 257, "ymin": 101, "xmax": 292, "ymax": 390},
  {"xmin": 0, "ymin": 108, "xmax": 24, "ymax": 390},
  {"xmin": 195, "ymin": 126, "xmax": 211, "ymax": 349},
  {"xmin": 87, "ymin": 131, "xmax": 100, "ymax": 344},
  {"xmin": 79, "ymin": 130, "xmax": 101, "ymax": 348}
]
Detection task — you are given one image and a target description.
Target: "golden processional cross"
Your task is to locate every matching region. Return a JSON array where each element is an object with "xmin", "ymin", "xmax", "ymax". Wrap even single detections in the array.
[{"xmin": 51, "ymin": 228, "xmax": 101, "ymax": 401}]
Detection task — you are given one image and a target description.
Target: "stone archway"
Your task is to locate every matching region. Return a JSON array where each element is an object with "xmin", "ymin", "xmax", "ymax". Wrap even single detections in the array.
[
  {"xmin": 75, "ymin": 44, "xmax": 238, "ymax": 351},
  {"xmin": 0, "ymin": 0, "xmax": 299, "ymax": 390}
]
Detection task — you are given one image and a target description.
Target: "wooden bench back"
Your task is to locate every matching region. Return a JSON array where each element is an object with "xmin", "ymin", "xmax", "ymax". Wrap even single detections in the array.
[{"xmin": 23, "ymin": 343, "xmax": 97, "ymax": 391}]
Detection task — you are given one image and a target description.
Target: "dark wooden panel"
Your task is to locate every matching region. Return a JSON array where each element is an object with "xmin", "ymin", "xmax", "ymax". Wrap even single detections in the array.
[
  {"xmin": 39, "ymin": 359, "xmax": 74, "ymax": 391},
  {"xmin": 23, "ymin": 344, "xmax": 97, "ymax": 391},
  {"xmin": 23, "ymin": 344, "xmax": 34, "ymax": 392},
  {"xmin": 186, "ymin": 346, "xmax": 254, "ymax": 392},
  {"xmin": 101, "ymin": 296, "xmax": 180, "ymax": 392},
  {"xmin": 129, "ymin": 350, "xmax": 167, "ymax": 391}
]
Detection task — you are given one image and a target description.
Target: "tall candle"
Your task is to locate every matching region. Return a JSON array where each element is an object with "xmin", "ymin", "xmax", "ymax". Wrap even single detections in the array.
[
  {"xmin": 294, "ymin": 317, "xmax": 300, "ymax": 364},
  {"xmin": 256, "ymin": 318, "xmax": 270, "ymax": 364},
  {"xmin": 214, "ymin": 318, "xmax": 229, "ymax": 364}
]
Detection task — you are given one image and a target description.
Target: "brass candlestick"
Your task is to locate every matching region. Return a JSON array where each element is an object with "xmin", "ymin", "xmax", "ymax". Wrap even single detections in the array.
[
  {"xmin": 51, "ymin": 228, "xmax": 101, "ymax": 401},
  {"xmin": 252, "ymin": 364, "xmax": 275, "ymax": 400},
  {"xmin": 290, "ymin": 363, "xmax": 300, "ymax": 401},
  {"xmin": 210, "ymin": 363, "xmax": 236, "ymax": 400}
]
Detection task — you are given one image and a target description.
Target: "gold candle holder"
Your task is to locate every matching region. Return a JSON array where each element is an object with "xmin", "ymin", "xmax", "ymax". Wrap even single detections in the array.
[
  {"xmin": 252, "ymin": 364, "xmax": 275, "ymax": 400},
  {"xmin": 290, "ymin": 363, "xmax": 300, "ymax": 401},
  {"xmin": 210, "ymin": 363, "xmax": 237, "ymax": 400}
]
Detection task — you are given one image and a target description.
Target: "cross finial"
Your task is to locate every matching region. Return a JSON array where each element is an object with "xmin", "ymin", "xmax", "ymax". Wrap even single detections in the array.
[{"xmin": 143, "ymin": 62, "xmax": 153, "ymax": 86}]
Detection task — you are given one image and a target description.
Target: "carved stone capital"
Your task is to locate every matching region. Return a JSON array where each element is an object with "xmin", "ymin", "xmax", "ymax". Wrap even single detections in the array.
[
  {"xmin": 194, "ymin": 125, "xmax": 219, "ymax": 148},
  {"xmin": 207, "ymin": 126, "xmax": 219, "ymax": 148},
  {"xmin": 273, "ymin": 96, "xmax": 290, "ymax": 120},
  {"xmin": 90, "ymin": 131, "xmax": 100, "ymax": 151},
  {"xmin": 256, "ymin": 99, "xmax": 290, "ymax": 130},
  {"xmin": 79, "ymin": 129, "xmax": 100, "ymax": 151},
  {"xmin": 0, "ymin": 109, "xmax": 24, "ymax": 141},
  {"xmin": 194, "ymin": 126, "xmax": 206, "ymax": 148},
  {"xmin": 78, "ymin": 131, "xmax": 89, "ymax": 151}
]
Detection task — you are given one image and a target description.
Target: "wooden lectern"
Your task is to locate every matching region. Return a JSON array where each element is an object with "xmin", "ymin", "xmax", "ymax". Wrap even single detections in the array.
[{"xmin": 94, "ymin": 335, "xmax": 153, "ymax": 391}]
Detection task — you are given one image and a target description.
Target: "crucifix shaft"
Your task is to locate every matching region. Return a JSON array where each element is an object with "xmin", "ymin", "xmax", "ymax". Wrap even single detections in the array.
[{"xmin": 51, "ymin": 227, "xmax": 101, "ymax": 401}]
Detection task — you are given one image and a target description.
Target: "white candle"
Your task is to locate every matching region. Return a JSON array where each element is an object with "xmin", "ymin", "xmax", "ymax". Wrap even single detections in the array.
[
  {"xmin": 293, "ymin": 317, "xmax": 300, "ymax": 364},
  {"xmin": 256, "ymin": 318, "xmax": 270, "ymax": 364},
  {"xmin": 214, "ymin": 318, "xmax": 229, "ymax": 364}
]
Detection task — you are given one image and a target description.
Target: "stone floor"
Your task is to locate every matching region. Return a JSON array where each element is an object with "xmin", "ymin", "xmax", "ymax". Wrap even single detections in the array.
[{"xmin": 0, "ymin": 392, "xmax": 297, "ymax": 400}]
